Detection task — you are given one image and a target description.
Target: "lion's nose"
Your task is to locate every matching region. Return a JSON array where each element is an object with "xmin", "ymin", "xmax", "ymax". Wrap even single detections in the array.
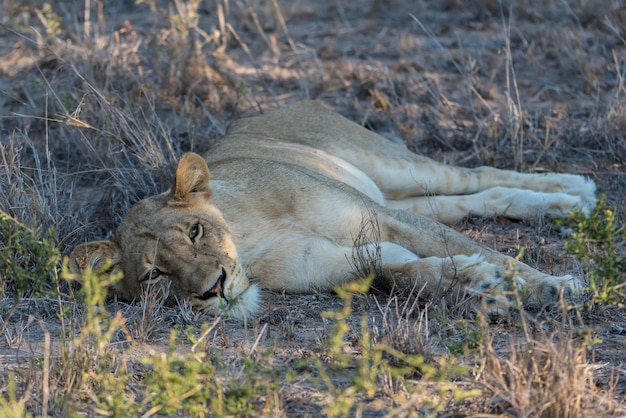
[{"xmin": 200, "ymin": 267, "xmax": 227, "ymax": 301}]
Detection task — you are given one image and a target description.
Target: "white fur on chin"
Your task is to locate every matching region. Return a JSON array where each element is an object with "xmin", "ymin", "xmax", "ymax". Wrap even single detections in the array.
[{"xmin": 227, "ymin": 283, "xmax": 260, "ymax": 322}]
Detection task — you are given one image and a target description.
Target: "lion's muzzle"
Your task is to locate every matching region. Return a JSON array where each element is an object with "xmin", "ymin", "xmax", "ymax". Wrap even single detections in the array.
[{"xmin": 198, "ymin": 267, "xmax": 227, "ymax": 301}]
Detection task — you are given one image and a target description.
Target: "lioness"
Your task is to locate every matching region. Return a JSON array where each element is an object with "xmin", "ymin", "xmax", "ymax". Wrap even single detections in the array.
[{"xmin": 70, "ymin": 101, "xmax": 595, "ymax": 319}]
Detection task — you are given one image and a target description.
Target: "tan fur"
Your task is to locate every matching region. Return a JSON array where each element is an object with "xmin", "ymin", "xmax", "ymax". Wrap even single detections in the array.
[{"xmin": 70, "ymin": 101, "xmax": 595, "ymax": 318}]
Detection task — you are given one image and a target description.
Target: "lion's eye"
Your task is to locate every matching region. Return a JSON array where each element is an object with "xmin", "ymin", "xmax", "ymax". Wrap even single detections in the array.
[
  {"xmin": 141, "ymin": 268, "xmax": 163, "ymax": 283},
  {"xmin": 189, "ymin": 223, "xmax": 203, "ymax": 243}
]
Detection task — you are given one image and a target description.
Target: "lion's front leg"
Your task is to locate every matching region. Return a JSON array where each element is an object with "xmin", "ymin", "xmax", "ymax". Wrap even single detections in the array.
[
  {"xmin": 368, "ymin": 243, "xmax": 511, "ymax": 316},
  {"xmin": 510, "ymin": 272, "xmax": 582, "ymax": 309},
  {"xmin": 380, "ymin": 246, "xmax": 581, "ymax": 316},
  {"xmin": 378, "ymin": 206, "xmax": 582, "ymax": 314}
]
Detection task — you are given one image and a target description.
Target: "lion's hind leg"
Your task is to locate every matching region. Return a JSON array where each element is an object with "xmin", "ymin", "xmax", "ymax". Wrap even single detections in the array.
[{"xmin": 387, "ymin": 186, "xmax": 593, "ymax": 224}]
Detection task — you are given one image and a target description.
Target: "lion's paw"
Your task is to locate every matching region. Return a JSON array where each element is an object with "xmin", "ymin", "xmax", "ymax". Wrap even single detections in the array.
[
  {"xmin": 523, "ymin": 274, "xmax": 582, "ymax": 309},
  {"xmin": 566, "ymin": 193, "xmax": 596, "ymax": 217},
  {"xmin": 557, "ymin": 174, "xmax": 597, "ymax": 214},
  {"xmin": 457, "ymin": 254, "xmax": 514, "ymax": 319}
]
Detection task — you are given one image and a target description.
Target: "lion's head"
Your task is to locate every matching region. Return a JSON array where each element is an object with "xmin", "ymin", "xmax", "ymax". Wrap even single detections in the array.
[{"xmin": 69, "ymin": 153, "xmax": 259, "ymax": 319}]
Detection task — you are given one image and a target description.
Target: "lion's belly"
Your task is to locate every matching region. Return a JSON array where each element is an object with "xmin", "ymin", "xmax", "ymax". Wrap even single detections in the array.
[{"xmin": 307, "ymin": 149, "xmax": 385, "ymax": 205}]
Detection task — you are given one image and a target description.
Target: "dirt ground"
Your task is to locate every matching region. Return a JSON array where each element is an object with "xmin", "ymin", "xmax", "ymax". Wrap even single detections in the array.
[{"xmin": 1, "ymin": 0, "xmax": 626, "ymax": 416}]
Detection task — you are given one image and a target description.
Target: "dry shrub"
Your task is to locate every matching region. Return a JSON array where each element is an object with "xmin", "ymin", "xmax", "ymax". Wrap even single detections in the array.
[
  {"xmin": 476, "ymin": 313, "xmax": 618, "ymax": 417},
  {"xmin": 371, "ymin": 294, "xmax": 435, "ymax": 364}
]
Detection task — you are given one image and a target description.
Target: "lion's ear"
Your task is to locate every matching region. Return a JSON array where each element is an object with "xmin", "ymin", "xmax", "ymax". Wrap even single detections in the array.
[
  {"xmin": 69, "ymin": 240, "xmax": 122, "ymax": 276},
  {"xmin": 170, "ymin": 153, "xmax": 212, "ymax": 201},
  {"xmin": 68, "ymin": 240, "xmax": 127, "ymax": 298}
]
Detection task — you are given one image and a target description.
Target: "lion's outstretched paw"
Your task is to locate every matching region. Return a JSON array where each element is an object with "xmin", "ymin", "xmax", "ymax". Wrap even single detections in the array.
[
  {"xmin": 524, "ymin": 274, "xmax": 583, "ymax": 309},
  {"xmin": 556, "ymin": 173, "xmax": 596, "ymax": 202},
  {"xmin": 460, "ymin": 255, "xmax": 514, "ymax": 320},
  {"xmin": 534, "ymin": 173, "xmax": 596, "ymax": 216},
  {"xmin": 563, "ymin": 176, "xmax": 597, "ymax": 216}
]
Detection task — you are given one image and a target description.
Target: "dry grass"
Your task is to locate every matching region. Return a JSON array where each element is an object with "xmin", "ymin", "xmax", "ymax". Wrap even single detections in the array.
[
  {"xmin": 474, "ymin": 302, "xmax": 620, "ymax": 417},
  {"xmin": 1, "ymin": 0, "xmax": 625, "ymax": 415}
]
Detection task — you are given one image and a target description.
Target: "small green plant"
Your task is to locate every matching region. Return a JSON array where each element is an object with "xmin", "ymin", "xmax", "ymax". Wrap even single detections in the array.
[
  {"xmin": 0, "ymin": 375, "xmax": 30, "ymax": 418},
  {"xmin": 34, "ymin": 3, "xmax": 63, "ymax": 40},
  {"xmin": 436, "ymin": 316, "xmax": 482, "ymax": 356},
  {"xmin": 0, "ymin": 210, "xmax": 60, "ymax": 298},
  {"xmin": 141, "ymin": 330, "xmax": 281, "ymax": 417},
  {"xmin": 313, "ymin": 275, "xmax": 479, "ymax": 417},
  {"xmin": 0, "ymin": 210, "xmax": 60, "ymax": 339},
  {"xmin": 58, "ymin": 262, "xmax": 135, "ymax": 416},
  {"xmin": 141, "ymin": 332, "xmax": 218, "ymax": 417},
  {"xmin": 558, "ymin": 195, "xmax": 626, "ymax": 307},
  {"xmin": 225, "ymin": 349, "xmax": 282, "ymax": 416}
]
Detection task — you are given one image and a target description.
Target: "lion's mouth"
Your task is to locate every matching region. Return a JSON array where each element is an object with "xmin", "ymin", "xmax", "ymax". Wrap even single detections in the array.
[{"xmin": 198, "ymin": 267, "xmax": 227, "ymax": 301}]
